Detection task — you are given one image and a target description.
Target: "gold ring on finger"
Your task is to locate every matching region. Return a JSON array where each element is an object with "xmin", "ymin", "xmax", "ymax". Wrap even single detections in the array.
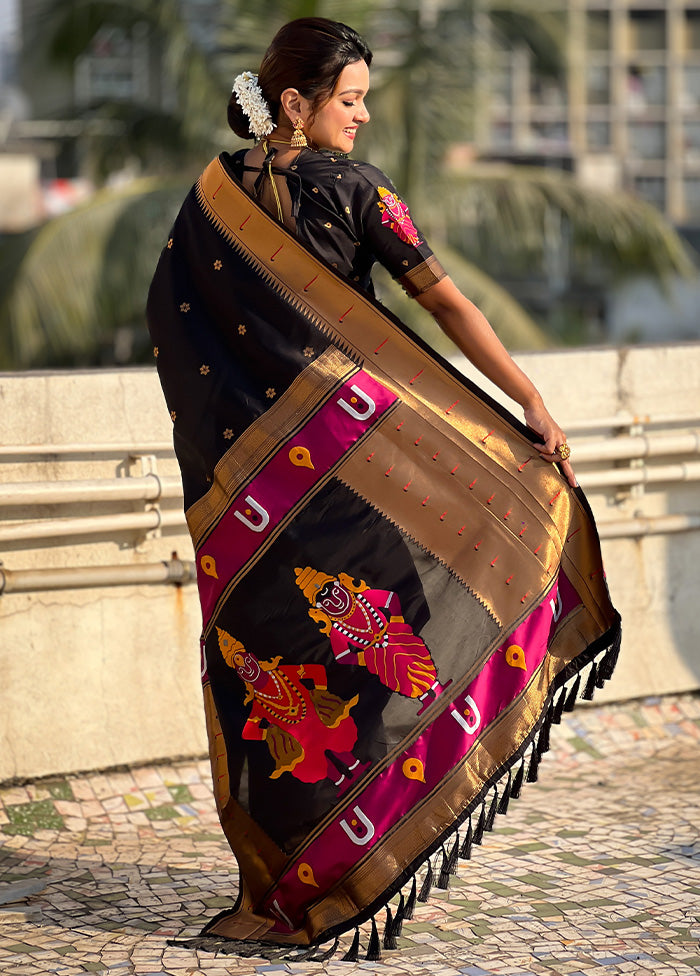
[{"xmin": 555, "ymin": 443, "xmax": 571, "ymax": 461}]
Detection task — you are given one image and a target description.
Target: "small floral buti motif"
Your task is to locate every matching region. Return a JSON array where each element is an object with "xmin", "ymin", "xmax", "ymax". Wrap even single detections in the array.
[
  {"xmin": 238, "ymin": 324, "xmax": 247, "ymax": 335},
  {"xmin": 200, "ymin": 364, "xmax": 210, "ymax": 376},
  {"xmin": 223, "ymin": 428, "xmax": 234, "ymax": 440},
  {"xmin": 376, "ymin": 186, "xmax": 421, "ymax": 247},
  {"xmin": 265, "ymin": 388, "xmax": 276, "ymax": 399},
  {"xmin": 153, "ymin": 346, "xmax": 159, "ymax": 358},
  {"xmin": 213, "ymin": 259, "xmax": 222, "ymax": 271},
  {"xmin": 179, "ymin": 302, "xmax": 191, "ymax": 313},
  {"xmin": 303, "ymin": 346, "xmax": 314, "ymax": 358},
  {"xmin": 167, "ymin": 238, "xmax": 173, "ymax": 249},
  {"xmin": 170, "ymin": 410, "xmax": 177, "ymax": 422}
]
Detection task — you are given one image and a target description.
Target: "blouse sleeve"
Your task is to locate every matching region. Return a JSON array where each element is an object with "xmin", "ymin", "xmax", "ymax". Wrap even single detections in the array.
[{"xmin": 352, "ymin": 162, "xmax": 447, "ymax": 297}]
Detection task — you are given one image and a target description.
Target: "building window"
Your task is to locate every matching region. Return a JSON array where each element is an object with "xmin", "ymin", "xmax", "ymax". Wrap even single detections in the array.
[
  {"xmin": 586, "ymin": 65, "xmax": 610, "ymax": 106},
  {"xmin": 685, "ymin": 11, "xmax": 700, "ymax": 52},
  {"xmin": 74, "ymin": 26, "xmax": 148, "ymax": 104},
  {"xmin": 628, "ymin": 121, "xmax": 665, "ymax": 159},
  {"xmin": 633, "ymin": 176, "xmax": 665, "ymax": 210},
  {"xmin": 586, "ymin": 11, "xmax": 610, "ymax": 51},
  {"xmin": 629, "ymin": 10, "xmax": 666, "ymax": 52},
  {"xmin": 683, "ymin": 178, "xmax": 700, "ymax": 217},
  {"xmin": 682, "ymin": 66, "xmax": 700, "ymax": 111},
  {"xmin": 587, "ymin": 121, "xmax": 611, "ymax": 149},
  {"xmin": 683, "ymin": 122, "xmax": 700, "ymax": 161}
]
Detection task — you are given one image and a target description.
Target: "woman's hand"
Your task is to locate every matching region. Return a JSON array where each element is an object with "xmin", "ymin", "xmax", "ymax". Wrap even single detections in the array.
[
  {"xmin": 523, "ymin": 400, "xmax": 577, "ymax": 488},
  {"xmin": 417, "ymin": 278, "xmax": 577, "ymax": 488}
]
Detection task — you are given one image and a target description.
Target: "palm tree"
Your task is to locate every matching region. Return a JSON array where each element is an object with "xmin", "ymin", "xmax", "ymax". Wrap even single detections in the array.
[{"xmin": 1, "ymin": 0, "xmax": 694, "ymax": 368}]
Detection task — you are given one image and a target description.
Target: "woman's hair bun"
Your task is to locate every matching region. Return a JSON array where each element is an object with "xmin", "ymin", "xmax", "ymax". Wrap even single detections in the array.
[{"xmin": 227, "ymin": 17, "xmax": 372, "ymax": 139}]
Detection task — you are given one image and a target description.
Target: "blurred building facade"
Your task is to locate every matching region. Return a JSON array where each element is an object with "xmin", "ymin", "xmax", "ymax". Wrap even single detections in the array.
[{"xmin": 478, "ymin": 0, "xmax": 700, "ymax": 228}]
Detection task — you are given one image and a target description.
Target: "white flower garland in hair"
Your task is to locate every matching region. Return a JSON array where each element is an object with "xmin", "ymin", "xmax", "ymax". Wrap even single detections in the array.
[{"xmin": 232, "ymin": 71, "xmax": 276, "ymax": 140}]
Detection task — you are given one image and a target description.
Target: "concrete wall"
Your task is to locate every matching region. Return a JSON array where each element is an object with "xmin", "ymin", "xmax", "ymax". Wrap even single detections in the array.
[{"xmin": 1, "ymin": 344, "xmax": 699, "ymax": 782}]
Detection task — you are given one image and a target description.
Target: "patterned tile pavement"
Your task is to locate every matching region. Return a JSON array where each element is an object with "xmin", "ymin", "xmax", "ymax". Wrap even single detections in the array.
[{"xmin": 0, "ymin": 695, "xmax": 699, "ymax": 976}]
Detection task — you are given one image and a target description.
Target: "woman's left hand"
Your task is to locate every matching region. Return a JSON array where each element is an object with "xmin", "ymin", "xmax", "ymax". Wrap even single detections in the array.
[{"xmin": 524, "ymin": 400, "xmax": 577, "ymax": 488}]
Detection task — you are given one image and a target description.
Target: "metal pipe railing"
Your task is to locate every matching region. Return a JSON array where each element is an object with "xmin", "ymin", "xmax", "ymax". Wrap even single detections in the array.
[
  {"xmin": 0, "ymin": 475, "xmax": 182, "ymax": 507},
  {"xmin": 0, "ymin": 508, "xmax": 186, "ymax": 544},
  {"xmin": 563, "ymin": 412, "xmax": 700, "ymax": 433},
  {"xmin": 0, "ymin": 442, "xmax": 173, "ymax": 458},
  {"xmin": 579, "ymin": 459, "xmax": 700, "ymax": 489},
  {"xmin": 597, "ymin": 513, "xmax": 700, "ymax": 539},
  {"xmin": 570, "ymin": 430, "xmax": 700, "ymax": 464},
  {"xmin": 0, "ymin": 558, "xmax": 197, "ymax": 594}
]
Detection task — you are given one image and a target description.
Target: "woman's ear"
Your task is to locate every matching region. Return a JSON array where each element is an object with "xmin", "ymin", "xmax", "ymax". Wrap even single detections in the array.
[{"xmin": 280, "ymin": 88, "xmax": 304, "ymax": 122}]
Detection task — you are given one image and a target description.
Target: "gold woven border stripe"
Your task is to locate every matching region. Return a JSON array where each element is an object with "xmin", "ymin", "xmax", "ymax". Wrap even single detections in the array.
[
  {"xmin": 187, "ymin": 347, "xmax": 358, "ymax": 547},
  {"xmin": 195, "ymin": 157, "xmax": 576, "ymax": 553}
]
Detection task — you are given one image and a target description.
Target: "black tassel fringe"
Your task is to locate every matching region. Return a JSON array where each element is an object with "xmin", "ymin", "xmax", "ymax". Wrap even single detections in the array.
[
  {"xmin": 178, "ymin": 633, "xmax": 620, "ymax": 964},
  {"xmin": 563, "ymin": 674, "xmax": 581, "ymax": 711},
  {"xmin": 436, "ymin": 846, "xmax": 451, "ymax": 889},
  {"xmin": 497, "ymin": 771, "xmax": 512, "ymax": 815},
  {"xmin": 417, "ymin": 858, "xmax": 434, "ymax": 902},
  {"xmin": 342, "ymin": 927, "xmax": 360, "ymax": 962},
  {"xmin": 511, "ymin": 758, "xmax": 525, "ymax": 798},
  {"xmin": 582, "ymin": 661, "xmax": 598, "ymax": 700},
  {"xmin": 552, "ymin": 687, "xmax": 566, "ymax": 724},
  {"xmin": 459, "ymin": 816, "xmax": 473, "ymax": 859},
  {"xmin": 485, "ymin": 789, "xmax": 498, "ymax": 831},
  {"xmin": 473, "ymin": 801, "xmax": 486, "ymax": 845},
  {"xmin": 403, "ymin": 876, "xmax": 417, "ymax": 919},
  {"xmin": 448, "ymin": 834, "xmax": 460, "ymax": 875},
  {"xmin": 383, "ymin": 905, "xmax": 397, "ymax": 950},
  {"xmin": 366, "ymin": 915, "xmax": 381, "ymax": 961},
  {"xmin": 393, "ymin": 893, "xmax": 405, "ymax": 937},
  {"xmin": 527, "ymin": 745, "xmax": 540, "ymax": 783}
]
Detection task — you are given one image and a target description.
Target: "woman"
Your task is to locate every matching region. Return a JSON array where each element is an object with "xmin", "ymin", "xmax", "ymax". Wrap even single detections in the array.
[{"xmin": 147, "ymin": 18, "xmax": 619, "ymax": 961}]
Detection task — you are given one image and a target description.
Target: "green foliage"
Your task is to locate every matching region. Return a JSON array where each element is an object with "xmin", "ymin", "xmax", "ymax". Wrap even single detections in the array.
[
  {"xmin": 0, "ymin": 182, "xmax": 186, "ymax": 369},
  {"xmin": 3, "ymin": 0, "xmax": 695, "ymax": 369}
]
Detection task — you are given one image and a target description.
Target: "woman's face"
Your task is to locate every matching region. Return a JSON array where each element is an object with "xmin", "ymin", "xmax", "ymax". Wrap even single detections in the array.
[{"xmin": 305, "ymin": 59, "xmax": 370, "ymax": 154}]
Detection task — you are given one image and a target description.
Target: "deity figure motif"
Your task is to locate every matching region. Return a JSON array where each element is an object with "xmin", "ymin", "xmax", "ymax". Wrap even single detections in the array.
[
  {"xmin": 294, "ymin": 566, "xmax": 445, "ymax": 712},
  {"xmin": 376, "ymin": 185, "xmax": 422, "ymax": 247},
  {"xmin": 218, "ymin": 628, "xmax": 362, "ymax": 788}
]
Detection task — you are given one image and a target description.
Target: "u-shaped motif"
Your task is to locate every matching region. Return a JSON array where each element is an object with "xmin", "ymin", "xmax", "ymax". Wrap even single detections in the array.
[
  {"xmin": 233, "ymin": 495, "xmax": 270, "ymax": 533},
  {"xmin": 339, "ymin": 804, "xmax": 376, "ymax": 846},
  {"xmin": 337, "ymin": 384, "xmax": 376, "ymax": 421},
  {"xmin": 450, "ymin": 694, "xmax": 481, "ymax": 735}
]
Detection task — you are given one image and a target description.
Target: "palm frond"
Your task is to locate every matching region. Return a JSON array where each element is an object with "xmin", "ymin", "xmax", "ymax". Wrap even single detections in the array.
[
  {"xmin": 0, "ymin": 181, "xmax": 188, "ymax": 369},
  {"xmin": 373, "ymin": 245, "xmax": 550, "ymax": 354},
  {"xmin": 440, "ymin": 166, "xmax": 695, "ymax": 279}
]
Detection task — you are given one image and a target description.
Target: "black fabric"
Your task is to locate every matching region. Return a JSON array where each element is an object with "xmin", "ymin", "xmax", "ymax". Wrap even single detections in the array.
[{"xmin": 227, "ymin": 148, "xmax": 438, "ymax": 295}]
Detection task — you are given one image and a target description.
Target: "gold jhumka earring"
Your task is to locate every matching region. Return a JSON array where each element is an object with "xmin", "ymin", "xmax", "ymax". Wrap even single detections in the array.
[{"xmin": 290, "ymin": 118, "xmax": 308, "ymax": 148}]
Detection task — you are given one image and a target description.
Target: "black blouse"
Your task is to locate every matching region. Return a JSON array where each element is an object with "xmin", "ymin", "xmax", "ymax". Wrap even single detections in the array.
[{"xmin": 225, "ymin": 147, "xmax": 446, "ymax": 299}]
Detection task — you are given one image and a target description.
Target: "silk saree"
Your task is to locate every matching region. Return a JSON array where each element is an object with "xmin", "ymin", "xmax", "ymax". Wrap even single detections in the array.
[{"xmin": 146, "ymin": 153, "xmax": 621, "ymax": 960}]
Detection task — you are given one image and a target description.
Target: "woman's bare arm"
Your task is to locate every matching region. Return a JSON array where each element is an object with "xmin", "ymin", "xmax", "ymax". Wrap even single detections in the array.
[{"xmin": 416, "ymin": 276, "xmax": 577, "ymax": 487}]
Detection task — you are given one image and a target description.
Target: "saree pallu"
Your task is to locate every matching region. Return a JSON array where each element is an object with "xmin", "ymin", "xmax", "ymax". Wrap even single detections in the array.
[{"xmin": 147, "ymin": 154, "xmax": 620, "ymax": 958}]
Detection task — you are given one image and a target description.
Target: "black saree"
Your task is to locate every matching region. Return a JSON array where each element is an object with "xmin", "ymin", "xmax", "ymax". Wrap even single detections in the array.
[{"xmin": 146, "ymin": 153, "xmax": 620, "ymax": 956}]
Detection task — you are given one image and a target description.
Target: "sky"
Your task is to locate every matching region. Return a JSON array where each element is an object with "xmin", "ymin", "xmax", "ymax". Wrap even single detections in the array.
[{"xmin": 0, "ymin": 0, "xmax": 17, "ymax": 41}]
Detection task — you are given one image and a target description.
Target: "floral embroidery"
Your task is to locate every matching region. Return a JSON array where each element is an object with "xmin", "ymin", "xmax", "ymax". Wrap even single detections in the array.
[
  {"xmin": 213, "ymin": 259, "xmax": 222, "ymax": 271},
  {"xmin": 377, "ymin": 186, "xmax": 421, "ymax": 247},
  {"xmin": 167, "ymin": 238, "xmax": 173, "ymax": 249},
  {"xmin": 200, "ymin": 365, "xmax": 210, "ymax": 375},
  {"xmin": 153, "ymin": 346, "xmax": 159, "ymax": 358},
  {"xmin": 170, "ymin": 410, "xmax": 177, "ymax": 422},
  {"xmin": 180, "ymin": 302, "xmax": 191, "ymax": 313},
  {"xmin": 303, "ymin": 346, "xmax": 314, "ymax": 358},
  {"xmin": 265, "ymin": 388, "xmax": 276, "ymax": 399},
  {"xmin": 223, "ymin": 428, "xmax": 234, "ymax": 440},
  {"xmin": 238, "ymin": 324, "xmax": 247, "ymax": 335}
]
